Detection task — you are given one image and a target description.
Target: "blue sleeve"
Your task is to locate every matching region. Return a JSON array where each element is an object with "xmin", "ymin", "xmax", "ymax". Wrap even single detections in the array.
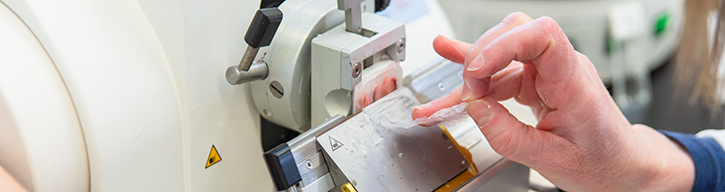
[{"xmin": 659, "ymin": 130, "xmax": 725, "ymax": 192}]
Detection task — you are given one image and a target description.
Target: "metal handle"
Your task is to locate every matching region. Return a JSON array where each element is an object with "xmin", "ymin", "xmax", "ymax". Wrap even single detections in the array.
[
  {"xmin": 240, "ymin": 8, "xmax": 282, "ymax": 71},
  {"xmin": 226, "ymin": 61, "xmax": 268, "ymax": 85},
  {"xmin": 226, "ymin": 8, "xmax": 282, "ymax": 85}
]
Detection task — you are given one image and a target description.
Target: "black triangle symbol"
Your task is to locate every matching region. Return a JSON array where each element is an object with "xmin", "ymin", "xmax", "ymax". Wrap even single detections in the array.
[{"xmin": 329, "ymin": 136, "xmax": 343, "ymax": 151}]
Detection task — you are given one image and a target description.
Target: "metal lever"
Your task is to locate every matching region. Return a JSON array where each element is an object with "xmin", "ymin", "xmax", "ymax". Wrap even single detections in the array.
[
  {"xmin": 226, "ymin": 8, "xmax": 282, "ymax": 85},
  {"xmin": 338, "ymin": 0, "xmax": 364, "ymax": 35}
]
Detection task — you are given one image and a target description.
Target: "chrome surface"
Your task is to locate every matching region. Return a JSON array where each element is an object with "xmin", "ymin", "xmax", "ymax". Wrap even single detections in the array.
[
  {"xmin": 286, "ymin": 115, "xmax": 345, "ymax": 191},
  {"xmin": 225, "ymin": 61, "xmax": 268, "ymax": 85},
  {"xmin": 239, "ymin": 46, "xmax": 259, "ymax": 71}
]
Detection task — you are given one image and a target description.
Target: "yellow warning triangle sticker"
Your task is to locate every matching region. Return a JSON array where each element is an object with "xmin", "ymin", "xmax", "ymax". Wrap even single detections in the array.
[{"xmin": 205, "ymin": 145, "xmax": 222, "ymax": 169}]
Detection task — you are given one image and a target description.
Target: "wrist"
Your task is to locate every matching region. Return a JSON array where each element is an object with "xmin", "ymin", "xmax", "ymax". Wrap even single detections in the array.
[{"xmin": 628, "ymin": 126, "xmax": 695, "ymax": 191}]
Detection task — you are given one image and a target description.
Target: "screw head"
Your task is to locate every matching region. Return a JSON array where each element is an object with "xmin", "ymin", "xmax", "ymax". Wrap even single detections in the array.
[
  {"xmin": 352, "ymin": 62, "xmax": 362, "ymax": 78},
  {"xmin": 269, "ymin": 81, "xmax": 284, "ymax": 98},
  {"xmin": 305, "ymin": 159, "xmax": 313, "ymax": 170},
  {"xmin": 396, "ymin": 38, "xmax": 405, "ymax": 53}
]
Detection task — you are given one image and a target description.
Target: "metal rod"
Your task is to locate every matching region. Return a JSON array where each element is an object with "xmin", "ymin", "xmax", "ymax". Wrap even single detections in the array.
[
  {"xmin": 226, "ymin": 61, "xmax": 268, "ymax": 85},
  {"xmin": 344, "ymin": 5, "xmax": 362, "ymax": 35},
  {"xmin": 238, "ymin": 46, "xmax": 259, "ymax": 71}
]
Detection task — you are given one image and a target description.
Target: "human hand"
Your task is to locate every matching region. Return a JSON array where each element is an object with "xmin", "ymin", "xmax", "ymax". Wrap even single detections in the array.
[{"xmin": 412, "ymin": 12, "xmax": 695, "ymax": 191}]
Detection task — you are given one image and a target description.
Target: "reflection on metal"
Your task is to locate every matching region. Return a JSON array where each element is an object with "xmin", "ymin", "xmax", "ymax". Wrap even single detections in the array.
[
  {"xmin": 317, "ymin": 88, "xmax": 469, "ymax": 192},
  {"xmin": 226, "ymin": 61, "xmax": 268, "ymax": 85},
  {"xmin": 238, "ymin": 46, "xmax": 259, "ymax": 71},
  {"xmin": 407, "ymin": 59, "xmax": 463, "ymax": 103},
  {"xmin": 288, "ymin": 115, "xmax": 345, "ymax": 191}
]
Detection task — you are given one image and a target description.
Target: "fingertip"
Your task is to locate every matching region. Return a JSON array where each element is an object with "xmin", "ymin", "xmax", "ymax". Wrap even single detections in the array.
[
  {"xmin": 433, "ymin": 35, "xmax": 470, "ymax": 64},
  {"xmin": 411, "ymin": 105, "xmax": 427, "ymax": 120},
  {"xmin": 432, "ymin": 35, "xmax": 448, "ymax": 47},
  {"xmin": 502, "ymin": 12, "xmax": 534, "ymax": 24}
]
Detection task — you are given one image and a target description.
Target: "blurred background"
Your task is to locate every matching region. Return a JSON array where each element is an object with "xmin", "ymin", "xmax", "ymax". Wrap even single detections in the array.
[{"xmin": 435, "ymin": 0, "xmax": 725, "ymax": 134}]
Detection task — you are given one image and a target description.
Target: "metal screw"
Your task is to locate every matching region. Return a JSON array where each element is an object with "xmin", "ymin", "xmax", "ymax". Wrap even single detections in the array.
[
  {"xmin": 396, "ymin": 38, "xmax": 405, "ymax": 53},
  {"xmin": 352, "ymin": 62, "xmax": 362, "ymax": 78},
  {"xmin": 305, "ymin": 159, "xmax": 313, "ymax": 170},
  {"xmin": 269, "ymin": 81, "xmax": 284, "ymax": 98}
]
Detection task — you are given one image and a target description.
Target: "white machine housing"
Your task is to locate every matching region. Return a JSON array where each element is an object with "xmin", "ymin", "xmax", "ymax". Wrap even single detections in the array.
[
  {"xmin": 0, "ymin": 0, "xmax": 469, "ymax": 191},
  {"xmin": 310, "ymin": 12, "xmax": 406, "ymax": 126},
  {"xmin": 250, "ymin": 0, "xmax": 379, "ymax": 131}
]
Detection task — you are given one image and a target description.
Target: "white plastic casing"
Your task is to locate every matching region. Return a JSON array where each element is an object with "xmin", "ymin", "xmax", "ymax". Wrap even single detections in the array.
[{"xmin": 0, "ymin": 3, "xmax": 88, "ymax": 191}]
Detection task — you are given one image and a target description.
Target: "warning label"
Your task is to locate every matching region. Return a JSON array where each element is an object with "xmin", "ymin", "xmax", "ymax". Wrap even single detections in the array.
[
  {"xmin": 205, "ymin": 145, "xmax": 222, "ymax": 169},
  {"xmin": 329, "ymin": 137, "xmax": 344, "ymax": 151}
]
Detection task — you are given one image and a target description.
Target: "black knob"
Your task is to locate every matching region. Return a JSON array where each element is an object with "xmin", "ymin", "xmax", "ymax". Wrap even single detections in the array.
[
  {"xmin": 244, "ymin": 8, "xmax": 283, "ymax": 48},
  {"xmin": 263, "ymin": 143, "xmax": 301, "ymax": 191},
  {"xmin": 375, "ymin": 0, "xmax": 391, "ymax": 12}
]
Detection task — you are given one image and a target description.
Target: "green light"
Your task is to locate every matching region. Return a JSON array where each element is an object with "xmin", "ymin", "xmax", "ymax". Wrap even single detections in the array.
[{"xmin": 655, "ymin": 12, "xmax": 670, "ymax": 35}]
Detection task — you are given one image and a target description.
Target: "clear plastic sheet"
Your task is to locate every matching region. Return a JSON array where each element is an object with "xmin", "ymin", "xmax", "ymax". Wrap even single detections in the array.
[{"xmin": 413, "ymin": 102, "xmax": 470, "ymax": 128}]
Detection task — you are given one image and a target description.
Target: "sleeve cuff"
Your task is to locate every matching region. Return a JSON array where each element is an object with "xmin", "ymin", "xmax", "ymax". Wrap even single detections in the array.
[
  {"xmin": 658, "ymin": 130, "xmax": 725, "ymax": 192},
  {"xmin": 696, "ymin": 129, "xmax": 725, "ymax": 153}
]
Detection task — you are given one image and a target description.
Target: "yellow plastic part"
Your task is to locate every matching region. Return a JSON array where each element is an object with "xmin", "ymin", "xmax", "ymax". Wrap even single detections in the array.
[
  {"xmin": 341, "ymin": 183, "xmax": 357, "ymax": 192},
  {"xmin": 434, "ymin": 126, "xmax": 478, "ymax": 192}
]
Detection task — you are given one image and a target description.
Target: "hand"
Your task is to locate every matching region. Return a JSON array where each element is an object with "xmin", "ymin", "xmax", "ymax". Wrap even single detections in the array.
[{"xmin": 412, "ymin": 12, "xmax": 695, "ymax": 191}]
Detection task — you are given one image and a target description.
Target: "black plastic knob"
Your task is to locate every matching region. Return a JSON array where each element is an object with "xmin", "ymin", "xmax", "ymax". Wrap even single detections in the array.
[
  {"xmin": 263, "ymin": 143, "xmax": 301, "ymax": 191},
  {"xmin": 375, "ymin": 0, "xmax": 391, "ymax": 12},
  {"xmin": 244, "ymin": 8, "xmax": 283, "ymax": 48}
]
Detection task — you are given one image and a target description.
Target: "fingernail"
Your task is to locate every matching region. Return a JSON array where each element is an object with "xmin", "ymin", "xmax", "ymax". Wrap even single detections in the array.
[
  {"xmin": 411, "ymin": 105, "xmax": 428, "ymax": 120},
  {"xmin": 466, "ymin": 99, "xmax": 492, "ymax": 126},
  {"xmin": 466, "ymin": 54, "xmax": 485, "ymax": 71},
  {"xmin": 412, "ymin": 103, "xmax": 429, "ymax": 112},
  {"xmin": 412, "ymin": 106, "xmax": 422, "ymax": 112},
  {"xmin": 412, "ymin": 105, "xmax": 424, "ymax": 112},
  {"xmin": 461, "ymin": 80, "xmax": 473, "ymax": 101}
]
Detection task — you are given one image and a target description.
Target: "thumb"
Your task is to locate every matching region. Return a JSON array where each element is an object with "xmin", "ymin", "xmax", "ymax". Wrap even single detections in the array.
[{"xmin": 465, "ymin": 97, "xmax": 548, "ymax": 161}]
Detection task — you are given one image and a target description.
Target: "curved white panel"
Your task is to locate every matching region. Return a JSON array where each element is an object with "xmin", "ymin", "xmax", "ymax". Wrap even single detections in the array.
[
  {"xmin": 2, "ymin": 0, "xmax": 186, "ymax": 191},
  {"xmin": 0, "ymin": 2, "xmax": 89, "ymax": 191}
]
